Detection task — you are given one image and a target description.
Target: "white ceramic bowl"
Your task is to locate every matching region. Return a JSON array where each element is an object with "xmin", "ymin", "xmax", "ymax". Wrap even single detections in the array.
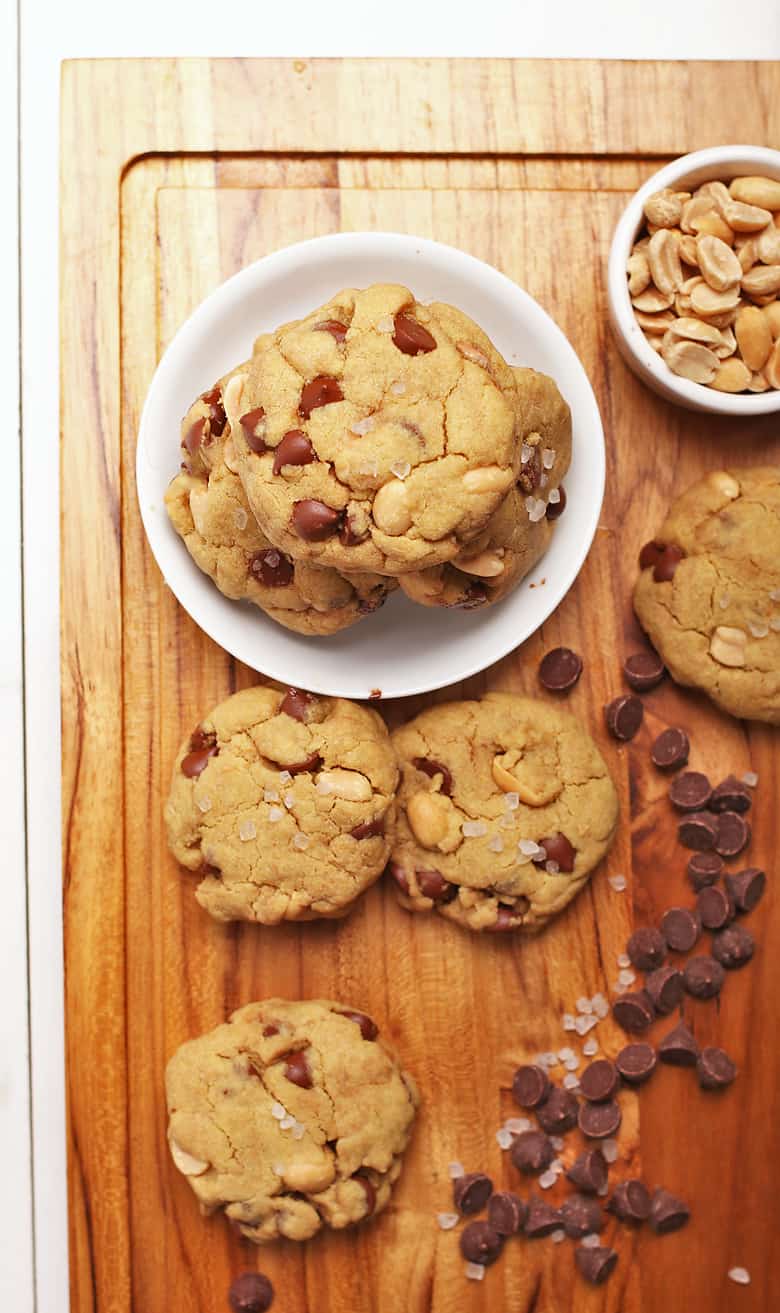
[
  {"xmin": 608, "ymin": 145, "xmax": 780, "ymax": 416},
  {"xmin": 137, "ymin": 232, "xmax": 605, "ymax": 699}
]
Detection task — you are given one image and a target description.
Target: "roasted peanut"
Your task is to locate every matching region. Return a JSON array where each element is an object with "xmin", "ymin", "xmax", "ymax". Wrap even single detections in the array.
[
  {"xmin": 690, "ymin": 282, "xmax": 741, "ymax": 317},
  {"xmin": 491, "ymin": 752, "xmax": 561, "ymax": 807},
  {"xmin": 632, "ymin": 286, "xmax": 675, "ymax": 313},
  {"xmin": 765, "ymin": 341, "xmax": 780, "ymax": 389},
  {"xmin": 455, "ymin": 549, "xmax": 505, "ymax": 578},
  {"xmin": 667, "ymin": 316, "xmax": 724, "ymax": 346},
  {"xmin": 735, "ymin": 305, "xmax": 772, "ymax": 371},
  {"xmin": 643, "ymin": 189, "xmax": 683, "ymax": 228},
  {"xmin": 696, "ymin": 235, "xmax": 742, "ymax": 292},
  {"xmin": 741, "ymin": 264, "xmax": 780, "ymax": 298},
  {"xmin": 763, "ymin": 302, "xmax": 780, "ymax": 339},
  {"xmin": 372, "ymin": 480, "xmax": 412, "ymax": 534},
  {"xmin": 729, "ymin": 175, "xmax": 780, "ymax": 210},
  {"xmin": 169, "ymin": 1140, "xmax": 210, "ymax": 1176},
  {"xmin": 709, "ymin": 626, "xmax": 747, "ymax": 668},
  {"xmin": 406, "ymin": 791, "xmax": 451, "ymax": 849},
  {"xmin": 635, "ymin": 310, "xmax": 676, "ymax": 333},
  {"xmin": 661, "ymin": 339, "xmax": 719, "ymax": 384},
  {"xmin": 709, "ymin": 471, "xmax": 740, "ymax": 499},
  {"xmin": 678, "ymin": 235, "xmax": 700, "ymax": 267},
  {"xmin": 736, "ymin": 237, "xmax": 759, "ymax": 272},
  {"xmin": 626, "ymin": 251, "xmax": 651, "ymax": 296},
  {"xmin": 690, "ymin": 212, "xmax": 735, "ymax": 245},
  {"xmin": 710, "ymin": 358, "xmax": 751, "ymax": 393},
  {"xmin": 316, "ymin": 769, "xmax": 372, "ymax": 802},
  {"xmin": 757, "ymin": 224, "xmax": 780, "ymax": 264},
  {"xmin": 697, "ymin": 180, "xmax": 732, "ymax": 214},
  {"xmin": 723, "ymin": 199, "xmax": 773, "ymax": 232},
  {"xmin": 462, "ymin": 465, "xmax": 514, "ymax": 496},
  {"xmin": 681, "ymin": 195, "xmax": 714, "ymax": 233},
  {"xmin": 647, "ymin": 229, "xmax": 684, "ymax": 296}
]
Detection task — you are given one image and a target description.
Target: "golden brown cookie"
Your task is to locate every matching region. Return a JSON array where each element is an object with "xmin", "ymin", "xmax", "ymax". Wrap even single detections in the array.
[
  {"xmin": 633, "ymin": 466, "xmax": 780, "ymax": 723},
  {"xmin": 165, "ymin": 998, "xmax": 418, "ymax": 1243}
]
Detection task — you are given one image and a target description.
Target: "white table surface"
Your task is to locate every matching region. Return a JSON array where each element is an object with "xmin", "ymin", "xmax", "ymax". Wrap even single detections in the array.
[{"xmin": 4, "ymin": 3, "xmax": 779, "ymax": 1308}]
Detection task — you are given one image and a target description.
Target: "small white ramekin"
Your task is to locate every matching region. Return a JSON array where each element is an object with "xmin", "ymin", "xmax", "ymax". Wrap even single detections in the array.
[{"xmin": 607, "ymin": 145, "xmax": 780, "ymax": 416}]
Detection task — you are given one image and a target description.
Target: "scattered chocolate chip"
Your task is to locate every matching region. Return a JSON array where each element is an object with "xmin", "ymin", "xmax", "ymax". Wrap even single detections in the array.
[
  {"xmin": 712, "ymin": 924, "xmax": 755, "ymax": 969},
  {"xmin": 239, "ymin": 407, "xmax": 268, "ymax": 452},
  {"xmin": 291, "ymin": 499, "xmax": 342, "ymax": 541},
  {"xmin": 604, "ymin": 694, "xmax": 644, "ymax": 742},
  {"xmin": 535, "ymin": 1087, "xmax": 580, "ymax": 1134},
  {"xmin": 459, "ymin": 1219, "xmax": 504, "ymax": 1266},
  {"xmin": 580, "ymin": 1060, "xmax": 619, "ymax": 1104},
  {"xmin": 412, "ymin": 756, "xmax": 453, "ymax": 796},
  {"xmin": 560, "ymin": 1194, "xmax": 604, "ymax": 1238},
  {"xmin": 201, "ymin": 385, "xmax": 227, "ymax": 437},
  {"xmin": 487, "ymin": 1191, "xmax": 527, "ymax": 1236},
  {"xmin": 566, "ymin": 1149, "xmax": 608, "ymax": 1195},
  {"xmin": 697, "ymin": 884, "xmax": 735, "ymax": 931},
  {"xmin": 651, "ymin": 727, "xmax": 690, "ymax": 771},
  {"xmin": 387, "ymin": 861, "xmax": 409, "ymax": 894},
  {"xmin": 686, "ymin": 851, "xmax": 724, "ymax": 891},
  {"xmin": 281, "ymin": 752, "xmax": 323, "ymax": 776},
  {"xmin": 607, "ymin": 1180, "xmax": 651, "ymax": 1224},
  {"xmin": 279, "ymin": 687, "xmax": 315, "ymax": 722},
  {"xmin": 200, "ymin": 862, "xmax": 221, "ymax": 878},
  {"xmin": 183, "ymin": 415, "xmax": 207, "ymax": 458},
  {"xmin": 575, "ymin": 1246, "xmax": 618, "ymax": 1285},
  {"xmin": 416, "ymin": 869, "xmax": 457, "ymax": 902},
  {"xmin": 545, "ymin": 485, "xmax": 567, "ymax": 519},
  {"xmin": 623, "ymin": 650, "xmax": 665, "ymax": 691},
  {"xmin": 612, "ymin": 990, "xmax": 655, "ymax": 1033},
  {"xmin": 392, "ymin": 313, "xmax": 437, "ymax": 356},
  {"xmin": 669, "ymin": 771, "xmax": 713, "ymax": 812},
  {"xmin": 683, "ymin": 955, "xmax": 725, "ymax": 1000},
  {"xmin": 709, "ymin": 774, "xmax": 752, "ymax": 814},
  {"xmin": 661, "ymin": 906, "xmax": 701, "ymax": 952},
  {"xmin": 658, "ymin": 1021, "xmax": 698, "ymax": 1067},
  {"xmin": 511, "ymin": 1064, "xmax": 551, "ymax": 1110},
  {"xmin": 725, "ymin": 867, "xmax": 766, "ymax": 913},
  {"xmin": 578, "ymin": 1100, "xmax": 621, "ymax": 1140},
  {"xmin": 524, "ymin": 1197, "xmax": 563, "ymax": 1238},
  {"xmin": 313, "ymin": 319, "xmax": 348, "ymax": 342},
  {"xmin": 262, "ymin": 1024, "xmax": 279, "ymax": 1038},
  {"xmin": 639, "ymin": 540, "xmax": 666, "ymax": 570},
  {"xmin": 181, "ymin": 732, "xmax": 218, "ymax": 778},
  {"xmin": 349, "ymin": 816, "xmax": 385, "ymax": 840},
  {"xmin": 338, "ymin": 1010, "xmax": 378, "ymax": 1041},
  {"xmin": 539, "ymin": 646, "xmax": 583, "ymax": 692},
  {"xmin": 489, "ymin": 902, "xmax": 529, "ymax": 931},
  {"xmin": 339, "ymin": 509, "xmax": 370, "ymax": 547},
  {"xmin": 510, "ymin": 1130, "xmax": 555, "ymax": 1175},
  {"xmin": 697, "ymin": 1047, "xmax": 737, "ymax": 1091},
  {"xmin": 298, "ymin": 375, "xmax": 344, "ymax": 419},
  {"xmin": 615, "ymin": 1042, "xmax": 657, "ymax": 1084},
  {"xmin": 649, "ymin": 1189, "xmax": 690, "ymax": 1235},
  {"xmin": 534, "ymin": 833, "xmax": 576, "ymax": 873},
  {"xmin": 644, "ymin": 965, "xmax": 684, "ymax": 1015},
  {"xmin": 453, "ymin": 1172, "xmax": 493, "ymax": 1215},
  {"xmin": 714, "ymin": 810, "xmax": 751, "ymax": 859},
  {"xmin": 654, "ymin": 543, "xmax": 684, "ymax": 582},
  {"xmin": 228, "ymin": 1271, "xmax": 274, "ymax": 1313},
  {"xmin": 283, "ymin": 1051, "xmax": 312, "ymax": 1089},
  {"xmin": 250, "ymin": 548, "xmax": 295, "ymax": 588},
  {"xmin": 354, "ymin": 1171, "xmax": 376, "ymax": 1216},
  {"xmin": 678, "ymin": 811, "xmax": 718, "ymax": 852},
  {"xmin": 627, "ymin": 927, "xmax": 667, "ymax": 972},
  {"xmin": 272, "ymin": 429, "xmax": 315, "ymax": 475}
]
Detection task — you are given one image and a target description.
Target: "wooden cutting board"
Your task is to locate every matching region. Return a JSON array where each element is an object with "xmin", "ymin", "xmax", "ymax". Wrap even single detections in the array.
[{"xmin": 60, "ymin": 59, "xmax": 780, "ymax": 1313}]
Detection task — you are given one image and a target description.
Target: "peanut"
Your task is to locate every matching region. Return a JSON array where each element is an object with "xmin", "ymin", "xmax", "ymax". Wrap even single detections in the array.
[
  {"xmin": 735, "ymin": 305, "xmax": 772, "ymax": 371},
  {"xmin": 222, "ymin": 372, "xmax": 246, "ymax": 426},
  {"xmin": 681, "ymin": 195, "xmax": 714, "ymax": 233},
  {"xmin": 643, "ymin": 189, "xmax": 683, "ymax": 228},
  {"xmin": 372, "ymin": 480, "xmax": 412, "ymax": 534},
  {"xmin": 723, "ymin": 199, "xmax": 773, "ymax": 232},
  {"xmin": 626, "ymin": 251, "xmax": 651, "ymax": 296},
  {"xmin": 763, "ymin": 302, "xmax": 780, "ymax": 339},
  {"xmin": 696, "ymin": 235, "xmax": 742, "ymax": 292},
  {"xmin": 222, "ymin": 437, "xmax": 240, "ymax": 474},
  {"xmin": 462, "ymin": 465, "xmax": 514, "ymax": 496},
  {"xmin": 635, "ymin": 310, "xmax": 676, "ymax": 334},
  {"xmin": 647, "ymin": 229, "xmax": 684, "ymax": 296},
  {"xmin": 316, "ymin": 769, "xmax": 372, "ymax": 802},
  {"xmin": 660, "ymin": 339, "xmax": 719, "ymax": 384},
  {"xmin": 710, "ymin": 358, "xmax": 751, "ymax": 393},
  {"xmin": 709, "ymin": 471, "xmax": 740, "ymax": 499},
  {"xmin": 697, "ymin": 180, "xmax": 732, "ymax": 214},
  {"xmin": 729, "ymin": 175, "xmax": 780, "ymax": 211},
  {"xmin": 690, "ymin": 212, "xmax": 735, "ymax": 245},
  {"xmin": 283, "ymin": 1159, "xmax": 336, "ymax": 1194},
  {"xmin": 407, "ymin": 791, "xmax": 451, "ymax": 849},
  {"xmin": 757, "ymin": 224, "xmax": 780, "ymax": 264},
  {"xmin": 714, "ymin": 328, "xmax": 737, "ymax": 359},
  {"xmin": 632, "ymin": 286, "xmax": 675, "ymax": 313},
  {"xmin": 765, "ymin": 341, "xmax": 780, "ymax": 389},
  {"xmin": 667, "ymin": 317, "xmax": 724, "ymax": 346},
  {"xmin": 491, "ymin": 752, "xmax": 561, "ymax": 807},
  {"xmin": 709, "ymin": 626, "xmax": 747, "ymax": 668},
  {"xmin": 736, "ymin": 237, "xmax": 759, "ymax": 272},
  {"xmin": 741, "ymin": 265, "xmax": 780, "ymax": 298},
  {"xmin": 678, "ymin": 235, "xmax": 699, "ymax": 267},
  {"xmin": 455, "ymin": 549, "xmax": 505, "ymax": 578},
  {"xmin": 690, "ymin": 282, "xmax": 741, "ymax": 317},
  {"xmin": 748, "ymin": 371, "xmax": 770, "ymax": 392},
  {"xmin": 169, "ymin": 1140, "xmax": 210, "ymax": 1176}
]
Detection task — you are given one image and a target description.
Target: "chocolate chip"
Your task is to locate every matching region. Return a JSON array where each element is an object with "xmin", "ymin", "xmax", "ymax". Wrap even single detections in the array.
[
  {"xmin": 623, "ymin": 650, "xmax": 665, "ymax": 691},
  {"xmin": 546, "ymin": 485, "xmax": 567, "ymax": 519},
  {"xmin": 239, "ymin": 407, "xmax": 268, "ymax": 452},
  {"xmin": 538, "ymin": 646, "xmax": 583, "ymax": 692},
  {"xmin": 649, "ymin": 1189, "xmax": 690, "ymax": 1235},
  {"xmin": 511, "ymin": 1064, "xmax": 550, "ymax": 1110},
  {"xmin": 181, "ymin": 729, "xmax": 218, "ymax": 777},
  {"xmin": 615, "ymin": 1042, "xmax": 657, "ymax": 1084},
  {"xmin": 510, "ymin": 1130, "xmax": 555, "ymax": 1175},
  {"xmin": 661, "ymin": 906, "xmax": 701, "ymax": 952},
  {"xmin": 612, "ymin": 990, "xmax": 655, "ymax": 1033},
  {"xmin": 228, "ymin": 1272, "xmax": 274, "ymax": 1313},
  {"xmin": 639, "ymin": 540, "xmax": 666, "ymax": 570},
  {"xmin": 250, "ymin": 548, "xmax": 295, "ymax": 588},
  {"xmin": 281, "ymin": 752, "xmax": 323, "ymax": 776},
  {"xmin": 677, "ymin": 811, "xmax": 718, "ymax": 852},
  {"xmin": 653, "ymin": 543, "xmax": 684, "ymax": 582},
  {"xmin": 604, "ymin": 694, "xmax": 644, "ymax": 742},
  {"xmin": 534, "ymin": 832, "xmax": 576, "ymax": 873},
  {"xmin": 459, "ymin": 1219, "xmax": 503, "ymax": 1265},
  {"xmin": 607, "ymin": 1180, "xmax": 651, "ymax": 1224},
  {"xmin": 683, "ymin": 955, "xmax": 725, "ymax": 1000},
  {"xmin": 392, "ymin": 313, "xmax": 436, "ymax": 356},
  {"xmin": 697, "ymin": 1047, "xmax": 737, "ymax": 1091},
  {"xmin": 291, "ymin": 499, "xmax": 342, "ymax": 541},
  {"xmin": 578, "ymin": 1100, "xmax": 621, "ymax": 1140},
  {"xmin": 712, "ymin": 924, "xmax": 755, "ymax": 969},
  {"xmin": 283, "ymin": 1051, "xmax": 312, "ymax": 1088},
  {"xmin": 338, "ymin": 1010, "xmax": 378, "ymax": 1041},
  {"xmin": 658, "ymin": 1021, "xmax": 698, "ymax": 1067},
  {"xmin": 725, "ymin": 867, "xmax": 766, "ymax": 913},
  {"xmin": 339, "ymin": 508, "xmax": 370, "ymax": 547},
  {"xmin": 387, "ymin": 861, "xmax": 409, "ymax": 894},
  {"xmin": 272, "ymin": 429, "xmax": 315, "ymax": 475},
  {"xmin": 524, "ymin": 1197, "xmax": 562, "ymax": 1238},
  {"xmin": 714, "ymin": 810, "xmax": 751, "ymax": 859},
  {"xmin": 696, "ymin": 884, "xmax": 735, "ymax": 931},
  {"xmin": 354, "ymin": 1171, "xmax": 376, "ymax": 1216},
  {"xmin": 349, "ymin": 816, "xmax": 385, "ymax": 840},
  {"xmin": 453, "ymin": 1172, "xmax": 493, "ymax": 1215},
  {"xmin": 313, "ymin": 319, "xmax": 348, "ymax": 343},
  {"xmin": 279, "ymin": 687, "xmax": 315, "ymax": 722},
  {"xmin": 535, "ymin": 1086, "xmax": 580, "ymax": 1134},
  {"xmin": 651, "ymin": 727, "xmax": 690, "ymax": 771},
  {"xmin": 709, "ymin": 774, "xmax": 752, "ymax": 814},
  {"xmin": 566, "ymin": 1149, "xmax": 608, "ymax": 1195},
  {"xmin": 560, "ymin": 1194, "xmax": 604, "ymax": 1238},
  {"xmin": 298, "ymin": 375, "xmax": 344, "ymax": 419},
  {"xmin": 627, "ymin": 926, "xmax": 667, "ymax": 972},
  {"xmin": 669, "ymin": 771, "xmax": 713, "ymax": 812},
  {"xmin": 580, "ymin": 1060, "xmax": 619, "ymax": 1103},
  {"xmin": 489, "ymin": 902, "xmax": 529, "ymax": 932},
  {"xmin": 200, "ymin": 385, "xmax": 227, "ymax": 437},
  {"xmin": 262, "ymin": 1024, "xmax": 279, "ymax": 1037},
  {"xmin": 412, "ymin": 756, "xmax": 453, "ymax": 796},
  {"xmin": 644, "ymin": 965, "xmax": 684, "ymax": 1015},
  {"xmin": 416, "ymin": 869, "xmax": 456, "ymax": 902},
  {"xmin": 575, "ymin": 1246, "xmax": 618, "ymax": 1285},
  {"xmin": 487, "ymin": 1191, "xmax": 527, "ymax": 1236},
  {"xmin": 183, "ymin": 415, "xmax": 207, "ymax": 458},
  {"xmin": 686, "ymin": 851, "xmax": 724, "ymax": 891}
]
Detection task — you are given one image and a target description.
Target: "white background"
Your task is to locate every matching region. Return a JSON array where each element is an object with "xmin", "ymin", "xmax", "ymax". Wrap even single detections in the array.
[{"xmin": 3, "ymin": 3, "xmax": 779, "ymax": 1309}]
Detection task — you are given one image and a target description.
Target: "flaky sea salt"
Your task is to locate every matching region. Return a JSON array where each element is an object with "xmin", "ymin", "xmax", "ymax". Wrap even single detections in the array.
[
  {"xmin": 574, "ymin": 1015, "xmax": 598, "ymax": 1036},
  {"xmin": 391, "ymin": 460, "xmax": 411, "ymax": 480},
  {"xmin": 448, "ymin": 1161, "xmax": 465, "ymax": 1179},
  {"xmin": 542, "ymin": 447, "xmax": 555, "ymax": 469},
  {"xmin": 358, "ymin": 458, "xmax": 379, "ymax": 477},
  {"xmin": 496, "ymin": 1128, "xmax": 513, "ymax": 1150},
  {"xmin": 609, "ymin": 874, "xmax": 627, "ymax": 892},
  {"xmin": 316, "ymin": 777, "xmax": 334, "ymax": 795},
  {"xmin": 272, "ymin": 1163, "xmax": 285, "ymax": 1177},
  {"xmin": 283, "ymin": 791, "xmax": 295, "ymax": 809},
  {"xmin": 742, "ymin": 771, "xmax": 758, "ymax": 787},
  {"xmin": 239, "ymin": 819, "xmax": 257, "ymax": 841},
  {"xmin": 748, "ymin": 620, "xmax": 769, "ymax": 638},
  {"xmin": 279, "ymin": 1115, "xmax": 296, "ymax": 1131},
  {"xmin": 564, "ymin": 1056, "xmax": 580, "ymax": 1073},
  {"xmin": 581, "ymin": 1233, "xmax": 600, "ymax": 1249},
  {"xmin": 292, "ymin": 1122, "xmax": 306, "ymax": 1141},
  {"xmin": 464, "ymin": 1262, "xmax": 485, "ymax": 1281},
  {"xmin": 551, "ymin": 1228, "xmax": 566, "ymax": 1244},
  {"xmin": 437, "ymin": 1212, "xmax": 459, "ymax": 1230},
  {"xmin": 618, "ymin": 969, "xmax": 636, "ymax": 988},
  {"xmin": 504, "ymin": 1117, "xmax": 531, "ymax": 1134},
  {"xmin": 537, "ymin": 1052, "xmax": 559, "ymax": 1068},
  {"xmin": 528, "ymin": 498, "xmax": 547, "ymax": 522},
  {"xmin": 617, "ymin": 952, "xmax": 631, "ymax": 968},
  {"xmin": 521, "ymin": 442, "xmax": 534, "ymax": 464},
  {"xmin": 504, "ymin": 791, "xmax": 520, "ymax": 811},
  {"xmin": 562, "ymin": 1013, "xmax": 576, "ymax": 1032},
  {"xmin": 234, "ymin": 507, "xmax": 248, "ymax": 530},
  {"xmin": 268, "ymin": 806, "xmax": 284, "ymax": 823},
  {"xmin": 583, "ymin": 1036, "xmax": 599, "ymax": 1057},
  {"xmin": 377, "ymin": 315, "xmax": 395, "ymax": 333},
  {"xmin": 518, "ymin": 838, "xmax": 544, "ymax": 858},
  {"xmin": 545, "ymin": 859, "xmax": 560, "ymax": 874},
  {"xmin": 563, "ymin": 1073, "xmax": 580, "ymax": 1091},
  {"xmin": 488, "ymin": 834, "xmax": 504, "ymax": 853},
  {"xmin": 271, "ymin": 1102, "xmax": 286, "ymax": 1120},
  {"xmin": 592, "ymin": 993, "xmax": 610, "ymax": 1019},
  {"xmin": 390, "ymin": 379, "xmax": 406, "ymax": 396},
  {"xmin": 349, "ymin": 416, "xmax": 375, "ymax": 436},
  {"xmin": 728, "ymin": 1267, "xmax": 750, "ymax": 1286},
  {"xmin": 539, "ymin": 1169, "xmax": 558, "ymax": 1190},
  {"xmin": 602, "ymin": 1139, "xmax": 619, "ymax": 1163},
  {"xmin": 551, "ymin": 1136, "xmax": 564, "ymax": 1151},
  {"xmin": 278, "ymin": 770, "xmax": 292, "ymax": 785},
  {"xmin": 576, "ymin": 997, "xmax": 593, "ymax": 1015},
  {"xmin": 463, "ymin": 820, "xmax": 488, "ymax": 838},
  {"xmin": 264, "ymin": 788, "xmax": 280, "ymax": 803},
  {"xmin": 719, "ymin": 592, "xmax": 730, "ymax": 609},
  {"xmin": 558, "ymin": 1047, "xmax": 576, "ymax": 1063},
  {"xmin": 292, "ymin": 833, "xmax": 310, "ymax": 850},
  {"xmin": 540, "ymin": 473, "xmax": 548, "ymax": 489},
  {"xmin": 197, "ymin": 795, "xmax": 212, "ymax": 813}
]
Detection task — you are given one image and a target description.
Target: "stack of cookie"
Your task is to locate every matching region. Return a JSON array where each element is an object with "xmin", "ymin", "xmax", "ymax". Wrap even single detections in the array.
[{"xmin": 165, "ymin": 284, "xmax": 572, "ymax": 635}]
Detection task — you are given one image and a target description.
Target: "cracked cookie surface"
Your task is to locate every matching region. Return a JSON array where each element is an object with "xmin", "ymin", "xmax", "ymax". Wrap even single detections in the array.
[
  {"xmin": 633, "ymin": 466, "xmax": 780, "ymax": 723},
  {"xmin": 388, "ymin": 693, "xmax": 619, "ymax": 933},
  {"xmin": 165, "ymin": 998, "xmax": 419, "ymax": 1243},
  {"xmin": 164, "ymin": 685, "xmax": 398, "ymax": 923},
  {"xmin": 224, "ymin": 285, "xmax": 528, "ymax": 574}
]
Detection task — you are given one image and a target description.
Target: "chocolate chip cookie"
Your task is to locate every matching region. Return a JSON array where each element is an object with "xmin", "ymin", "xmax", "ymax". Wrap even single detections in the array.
[
  {"xmin": 388, "ymin": 693, "xmax": 619, "ymax": 933},
  {"xmin": 633, "ymin": 467, "xmax": 780, "ymax": 723},
  {"xmin": 164, "ymin": 685, "xmax": 398, "ymax": 923},
  {"xmin": 224, "ymin": 285, "xmax": 530, "ymax": 575},
  {"xmin": 166, "ymin": 998, "xmax": 419, "ymax": 1243}
]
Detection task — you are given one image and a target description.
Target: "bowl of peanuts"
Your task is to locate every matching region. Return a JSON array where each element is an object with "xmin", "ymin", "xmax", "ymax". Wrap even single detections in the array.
[{"xmin": 608, "ymin": 145, "xmax": 780, "ymax": 414}]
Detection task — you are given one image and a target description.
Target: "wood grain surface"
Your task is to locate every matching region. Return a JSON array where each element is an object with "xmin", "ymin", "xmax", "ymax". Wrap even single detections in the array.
[{"xmin": 61, "ymin": 59, "xmax": 780, "ymax": 1313}]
